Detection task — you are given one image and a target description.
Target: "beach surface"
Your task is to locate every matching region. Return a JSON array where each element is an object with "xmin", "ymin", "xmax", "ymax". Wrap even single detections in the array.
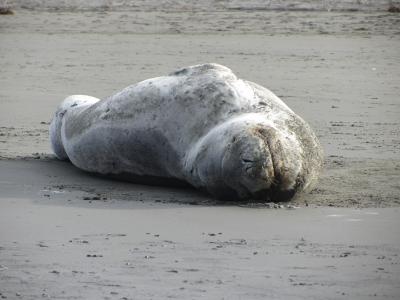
[{"xmin": 0, "ymin": 6, "xmax": 400, "ymax": 299}]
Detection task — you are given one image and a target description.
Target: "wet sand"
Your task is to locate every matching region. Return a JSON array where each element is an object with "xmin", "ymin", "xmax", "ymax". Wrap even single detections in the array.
[
  {"xmin": 0, "ymin": 8, "xmax": 400, "ymax": 300},
  {"xmin": 1, "ymin": 158, "xmax": 400, "ymax": 299}
]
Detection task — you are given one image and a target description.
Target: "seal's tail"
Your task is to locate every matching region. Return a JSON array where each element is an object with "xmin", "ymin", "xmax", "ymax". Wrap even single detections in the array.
[{"xmin": 50, "ymin": 95, "xmax": 99, "ymax": 160}]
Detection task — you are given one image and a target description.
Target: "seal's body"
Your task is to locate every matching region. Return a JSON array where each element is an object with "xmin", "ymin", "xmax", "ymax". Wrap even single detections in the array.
[{"xmin": 50, "ymin": 63, "xmax": 323, "ymax": 201}]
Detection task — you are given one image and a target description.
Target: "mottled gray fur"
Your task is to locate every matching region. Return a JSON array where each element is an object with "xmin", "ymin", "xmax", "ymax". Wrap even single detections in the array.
[{"xmin": 50, "ymin": 63, "xmax": 323, "ymax": 201}]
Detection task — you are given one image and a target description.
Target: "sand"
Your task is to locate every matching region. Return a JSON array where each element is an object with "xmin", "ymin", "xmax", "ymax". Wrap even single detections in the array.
[
  {"xmin": 1, "ymin": 158, "xmax": 400, "ymax": 299},
  {"xmin": 0, "ymin": 8, "xmax": 400, "ymax": 300}
]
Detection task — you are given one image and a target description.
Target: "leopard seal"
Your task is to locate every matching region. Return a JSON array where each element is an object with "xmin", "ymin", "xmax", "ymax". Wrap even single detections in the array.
[{"xmin": 50, "ymin": 63, "xmax": 323, "ymax": 201}]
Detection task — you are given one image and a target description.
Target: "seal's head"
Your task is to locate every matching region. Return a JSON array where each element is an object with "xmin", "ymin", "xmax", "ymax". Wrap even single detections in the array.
[
  {"xmin": 185, "ymin": 114, "xmax": 315, "ymax": 202},
  {"xmin": 50, "ymin": 95, "xmax": 99, "ymax": 160}
]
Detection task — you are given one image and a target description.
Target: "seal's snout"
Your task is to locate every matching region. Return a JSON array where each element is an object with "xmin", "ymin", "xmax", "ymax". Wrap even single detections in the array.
[
  {"xmin": 185, "ymin": 117, "xmax": 304, "ymax": 202},
  {"xmin": 221, "ymin": 133, "xmax": 273, "ymax": 198},
  {"xmin": 221, "ymin": 125, "xmax": 303, "ymax": 202}
]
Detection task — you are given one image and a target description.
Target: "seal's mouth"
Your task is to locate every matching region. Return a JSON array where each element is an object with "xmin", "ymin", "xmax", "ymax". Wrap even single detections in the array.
[{"xmin": 239, "ymin": 144, "xmax": 275, "ymax": 190}]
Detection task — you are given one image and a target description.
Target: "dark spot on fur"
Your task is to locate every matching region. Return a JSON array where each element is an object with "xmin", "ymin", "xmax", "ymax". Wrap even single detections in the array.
[
  {"xmin": 0, "ymin": 7, "xmax": 14, "ymax": 15},
  {"xmin": 170, "ymin": 68, "xmax": 189, "ymax": 76}
]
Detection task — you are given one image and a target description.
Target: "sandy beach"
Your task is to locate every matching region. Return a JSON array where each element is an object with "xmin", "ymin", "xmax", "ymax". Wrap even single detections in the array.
[{"xmin": 1, "ymin": 3, "xmax": 400, "ymax": 299}]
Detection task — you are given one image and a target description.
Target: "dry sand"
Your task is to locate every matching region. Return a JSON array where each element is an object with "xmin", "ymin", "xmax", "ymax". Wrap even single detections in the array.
[{"xmin": 0, "ymin": 8, "xmax": 400, "ymax": 300}]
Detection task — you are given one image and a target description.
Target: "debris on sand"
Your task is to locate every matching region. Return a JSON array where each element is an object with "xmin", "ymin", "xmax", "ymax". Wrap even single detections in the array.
[
  {"xmin": 37, "ymin": 242, "xmax": 49, "ymax": 248},
  {"xmin": 83, "ymin": 195, "xmax": 101, "ymax": 201},
  {"xmin": 339, "ymin": 252, "xmax": 351, "ymax": 258},
  {"xmin": 238, "ymin": 202, "xmax": 298, "ymax": 209},
  {"xmin": 0, "ymin": 7, "xmax": 14, "ymax": 15},
  {"xmin": 388, "ymin": 5, "xmax": 400, "ymax": 13},
  {"xmin": 0, "ymin": 265, "xmax": 8, "ymax": 271},
  {"xmin": 86, "ymin": 254, "xmax": 103, "ymax": 258}
]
